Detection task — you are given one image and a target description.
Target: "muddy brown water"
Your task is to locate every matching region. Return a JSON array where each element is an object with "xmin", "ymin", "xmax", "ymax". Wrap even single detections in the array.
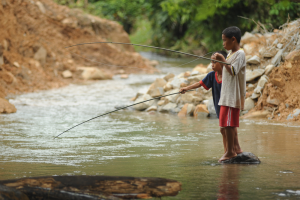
[{"xmin": 1, "ymin": 52, "xmax": 300, "ymax": 199}]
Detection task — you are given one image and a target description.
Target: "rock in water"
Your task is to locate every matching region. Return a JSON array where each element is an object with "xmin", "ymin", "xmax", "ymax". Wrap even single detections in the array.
[{"xmin": 221, "ymin": 152, "xmax": 261, "ymax": 164}]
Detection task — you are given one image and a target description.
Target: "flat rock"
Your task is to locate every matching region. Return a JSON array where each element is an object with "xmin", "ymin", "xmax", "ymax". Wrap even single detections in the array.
[
  {"xmin": 271, "ymin": 49, "xmax": 284, "ymax": 66},
  {"xmin": 265, "ymin": 64, "xmax": 275, "ymax": 75},
  {"xmin": 240, "ymin": 110, "xmax": 270, "ymax": 119},
  {"xmin": 77, "ymin": 67, "xmax": 113, "ymax": 80},
  {"xmin": 133, "ymin": 94, "xmax": 154, "ymax": 111},
  {"xmin": 163, "ymin": 73, "xmax": 175, "ymax": 82},
  {"xmin": 251, "ymin": 92, "xmax": 261, "ymax": 99},
  {"xmin": 246, "ymin": 55, "xmax": 260, "ymax": 65},
  {"xmin": 62, "ymin": 70, "xmax": 72, "ymax": 78},
  {"xmin": 221, "ymin": 152, "xmax": 261, "ymax": 164},
  {"xmin": 161, "ymin": 103, "xmax": 177, "ymax": 112},
  {"xmin": 246, "ymin": 69, "xmax": 265, "ymax": 82},
  {"xmin": 170, "ymin": 77, "xmax": 189, "ymax": 89}
]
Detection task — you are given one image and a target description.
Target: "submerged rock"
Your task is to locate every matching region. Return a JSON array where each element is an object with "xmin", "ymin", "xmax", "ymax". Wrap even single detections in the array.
[{"xmin": 221, "ymin": 152, "xmax": 261, "ymax": 164}]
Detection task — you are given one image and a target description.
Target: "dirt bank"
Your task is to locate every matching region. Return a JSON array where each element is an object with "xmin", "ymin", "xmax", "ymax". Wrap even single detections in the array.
[{"xmin": 0, "ymin": 0, "xmax": 156, "ymax": 101}]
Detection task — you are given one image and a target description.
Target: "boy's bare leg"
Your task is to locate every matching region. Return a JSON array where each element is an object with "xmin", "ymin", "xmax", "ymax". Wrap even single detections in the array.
[
  {"xmin": 219, "ymin": 127, "xmax": 237, "ymax": 162},
  {"xmin": 220, "ymin": 128, "xmax": 227, "ymax": 153},
  {"xmin": 234, "ymin": 127, "xmax": 243, "ymax": 154}
]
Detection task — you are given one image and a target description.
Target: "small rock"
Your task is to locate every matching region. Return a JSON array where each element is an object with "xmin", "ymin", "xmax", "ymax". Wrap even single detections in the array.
[
  {"xmin": 277, "ymin": 43, "xmax": 283, "ymax": 49},
  {"xmin": 264, "ymin": 64, "xmax": 275, "ymax": 75},
  {"xmin": 178, "ymin": 103, "xmax": 189, "ymax": 117},
  {"xmin": 246, "ymin": 69, "xmax": 264, "ymax": 82},
  {"xmin": 120, "ymin": 74, "xmax": 128, "ymax": 79},
  {"xmin": 186, "ymin": 104, "xmax": 195, "ymax": 115},
  {"xmin": 254, "ymin": 75, "xmax": 268, "ymax": 94},
  {"xmin": 161, "ymin": 103, "xmax": 177, "ymax": 112},
  {"xmin": 267, "ymin": 96, "xmax": 280, "ymax": 106},
  {"xmin": 187, "ymin": 74, "xmax": 207, "ymax": 83},
  {"xmin": 246, "ymin": 55, "xmax": 260, "ymax": 65},
  {"xmin": 241, "ymin": 32, "xmax": 258, "ymax": 44},
  {"xmin": 193, "ymin": 104, "xmax": 209, "ymax": 118},
  {"xmin": 62, "ymin": 70, "xmax": 72, "ymax": 78},
  {"xmin": 13, "ymin": 62, "xmax": 20, "ymax": 68},
  {"xmin": 244, "ymin": 97, "xmax": 255, "ymax": 111},
  {"xmin": 193, "ymin": 64, "xmax": 207, "ymax": 74},
  {"xmin": 149, "ymin": 60, "xmax": 159, "ymax": 66},
  {"xmin": 285, "ymin": 49, "xmax": 300, "ymax": 62},
  {"xmin": 241, "ymin": 110, "xmax": 270, "ymax": 119},
  {"xmin": 271, "ymin": 49, "xmax": 284, "ymax": 66},
  {"xmin": 163, "ymin": 82, "xmax": 173, "ymax": 91},
  {"xmin": 163, "ymin": 73, "xmax": 175, "ymax": 82},
  {"xmin": 36, "ymin": 1, "xmax": 46, "ymax": 13},
  {"xmin": 77, "ymin": 67, "xmax": 113, "ymax": 80},
  {"xmin": 272, "ymin": 39, "xmax": 279, "ymax": 46},
  {"xmin": 3, "ymin": 39, "xmax": 8, "ymax": 51},
  {"xmin": 146, "ymin": 106, "xmax": 157, "ymax": 112},
  {"xmin": 251, "ymin": 93, "xmax": 260, "ymax": 99},
  {"xmin": 287, "ymin": 109, "xmax": 300, "ymax": 120},
  {"xmin": 180, "ymin": 92, "xmax": 202, "ymax": 104},
  {"xmin": 34, "ymin": 46, "xmax": 47, "ymax": 66},
  {"xmin": 164, "ymin": 89, "xmax": 180, "ymax": 103},
  {"xmin": 0, "ymin": 98, "xmax": 17, "ymax": 113},
  {"xmin": 247, "ymin": 84, "xmax": 254, "ymax": 88},
  {"xmin": 220, "ymin": 152, "xmax": 261, "ymax": 164},
  {"xmin": 261, "ymin": 47, "xmax": 278, "ymax": 58},
  {"xmin": 271, "ymin": 78, "xmax": 284, "ymax": 87},
  {"xmin": 133, "ymin": 94, "xmax": 154, "ymax": 111},
  {"xmin": 190, "ymin": 71, "xmax": 200, "ymax": 76},
  {"xmin": 207, "ymin": 99, "xmax": 216, "ymax": 115},
  {"xmin": 147, "ymin": 78, "xmax": 166, "ymax": 97},
  {"xmin": 170, "ymin": 77, "xmax": 189, "ymax": 89}
]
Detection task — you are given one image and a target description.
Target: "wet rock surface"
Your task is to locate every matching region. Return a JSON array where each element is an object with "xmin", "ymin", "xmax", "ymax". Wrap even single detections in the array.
[{"xmin": 221, "ymin": 152, "xmax": 261, "ymax": 164}]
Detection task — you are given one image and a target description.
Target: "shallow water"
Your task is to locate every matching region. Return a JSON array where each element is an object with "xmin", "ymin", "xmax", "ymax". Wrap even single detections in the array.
[{"xmin": 1, "ymin": 53, "xmax": 300, "ymax": 199}]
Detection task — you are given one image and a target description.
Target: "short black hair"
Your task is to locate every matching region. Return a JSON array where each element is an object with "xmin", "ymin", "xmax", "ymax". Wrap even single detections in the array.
[
  {"xmin": 222, "ymin": 26, "xmax": 241, "ymax": 44},
  {"xmin": 213, "ymin": 50, "xmax": 227, "ymax": 60}
]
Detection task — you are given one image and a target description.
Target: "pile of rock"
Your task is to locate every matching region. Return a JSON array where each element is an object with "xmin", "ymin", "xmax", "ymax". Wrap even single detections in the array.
[{"xmin": 132, "ymin": 18, "xmax": 300, "ymax": 120}]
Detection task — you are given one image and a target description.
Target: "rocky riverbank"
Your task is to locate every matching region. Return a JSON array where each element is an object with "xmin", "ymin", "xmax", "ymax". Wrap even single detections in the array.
[
  {"xmin": 0, "ymin": 0, "xmax": 157, "ymax": 114},
  {"xmin": 131, "ymin": 19, "xmax": 300, "ymax": 122}
]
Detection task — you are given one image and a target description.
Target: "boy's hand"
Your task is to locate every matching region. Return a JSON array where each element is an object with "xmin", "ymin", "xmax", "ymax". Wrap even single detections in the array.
[
  {"xmin": 214, "ymin": 53, "xmax": 226, "ymax": 62},
  {"xmin": 179, "ymin": 87, "xmax": 188, "ymax": 94}
]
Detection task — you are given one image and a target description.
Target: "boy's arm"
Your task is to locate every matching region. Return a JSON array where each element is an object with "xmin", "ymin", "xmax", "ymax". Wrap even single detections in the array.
[
  {"xmin": 179, "ymin": 82, "xmax": 201, "ymax": 94},
  {"xmin": 214, "ymin": 53, "xmax": 233, "ymax": 75}
]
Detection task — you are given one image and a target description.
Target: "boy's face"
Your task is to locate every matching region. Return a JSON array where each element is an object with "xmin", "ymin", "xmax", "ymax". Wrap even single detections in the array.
[
  {"xmin": 222, "ymin": 34, "xmax": 235, "ymax": 51},
  {"xmin": 211, "ymin": 55, "xmax": 222, "ymax": 72}
]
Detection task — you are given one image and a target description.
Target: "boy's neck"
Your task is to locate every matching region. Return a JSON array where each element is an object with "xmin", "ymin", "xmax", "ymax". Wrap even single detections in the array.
[
  {"xmin": 231, "ymin": 43, "xmax": 240, "ymax": 53},
  {"xmin": 217, "ymin": 69, "xmax": 222, "ymax": 76}
]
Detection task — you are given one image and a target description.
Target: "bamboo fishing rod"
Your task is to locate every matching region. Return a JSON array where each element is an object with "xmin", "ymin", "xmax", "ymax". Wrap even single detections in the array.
[
  {"xmin": 65, "ymin": 42, "xmax": 230, "ymax": 65},
  {"xmin": 54, "ymin": 90, "xmax": 194, "ymax": 139}
]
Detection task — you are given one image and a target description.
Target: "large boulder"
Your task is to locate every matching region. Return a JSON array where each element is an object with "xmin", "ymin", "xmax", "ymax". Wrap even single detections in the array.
[
  {"xmin": 220, "ymin": 152, "xmax": 261, "ymax": 164},
  {"xmin": 193, "ymin": 104, "xmax": 209, "ymax": 118},
  {"xmin": 170, "ymin": 77, "xmax": 189, "ymax": 89},
  {"xmin": 178, "ymin": 103, "xmax": 194, "ymax": 117},
  {"xmin": 147, "ymin": 78, "xmax": 167, "ymax": 97},
  {"xmin": 164, "ymin": 89, "xmax": 180, "ymax": 103},
  {"xmin": 77, "ymin": 67, "xmax": 113, "ymax": 80},
  {"xmin": 187, "ymin": 74, "xmax": 207, "ymax": 84},
  {"xmin": 179, "ymin": 91, "xmax": 203, "ymax": 104},
  {"xmin": 161, "ymin": 103, "xmax": 177, "ymax": 112},
  {"xmin": 0, "ymin": 98, "xmax": 17, "ymax": 113}
]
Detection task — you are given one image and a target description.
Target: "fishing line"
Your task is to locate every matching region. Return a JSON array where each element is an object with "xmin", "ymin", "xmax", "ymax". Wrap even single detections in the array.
[
  {"xmin": 65, "ymin": 42, "xmax": 229, "ymax": 65},
  {"xmin": 54, "ymin": 89, "xmax": 195, "ymax": 139}
]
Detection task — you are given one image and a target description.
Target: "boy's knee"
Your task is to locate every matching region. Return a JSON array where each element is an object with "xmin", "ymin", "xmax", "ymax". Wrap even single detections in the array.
[{"xmin": 220, "ymin": 128, "xmax": 225, "ymax": 135}]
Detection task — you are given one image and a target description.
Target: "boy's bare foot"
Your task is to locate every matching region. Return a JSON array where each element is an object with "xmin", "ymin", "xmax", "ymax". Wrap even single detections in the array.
[
  {"xmin": 235, "ymin": 147, "xmax": 243, "ymax": 154},
  {"xmin": 218, "ymin": 152, "xmax": 237, "ymax": 163}
]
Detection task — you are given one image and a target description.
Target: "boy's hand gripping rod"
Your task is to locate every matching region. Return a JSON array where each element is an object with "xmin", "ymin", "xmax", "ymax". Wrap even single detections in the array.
[
  {"xmin": 65, "ymin": 42, "xmax": 230, "ymax": 65},
  {"xmin": 54, "ymin": 90, "xmax": 194, "ymax": 139}
]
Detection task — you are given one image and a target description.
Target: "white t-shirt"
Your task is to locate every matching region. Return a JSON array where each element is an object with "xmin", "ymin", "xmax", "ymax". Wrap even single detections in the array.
[{"xmin": 218, "ymin": 49, "xmax": 246, "ymax": 109}]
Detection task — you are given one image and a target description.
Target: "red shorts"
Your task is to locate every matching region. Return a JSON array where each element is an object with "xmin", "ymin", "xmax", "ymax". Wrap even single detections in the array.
[{"xmin": 219, "ymin": 106, "xmax": 240, "ymax": 127}]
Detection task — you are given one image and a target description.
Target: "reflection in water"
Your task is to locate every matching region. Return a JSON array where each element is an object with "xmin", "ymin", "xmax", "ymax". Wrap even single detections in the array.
[{"xmin": 217, "ymin": 165, "xmax": 241, "ymax": 200}]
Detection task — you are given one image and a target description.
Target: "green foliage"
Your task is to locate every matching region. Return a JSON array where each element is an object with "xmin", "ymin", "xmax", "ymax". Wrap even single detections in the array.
[{"xmin": 56, "ymin": 0, "xmax": 300, "ymax": 54}]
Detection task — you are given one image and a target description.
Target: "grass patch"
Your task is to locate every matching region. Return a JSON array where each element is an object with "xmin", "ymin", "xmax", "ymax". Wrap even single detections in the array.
[{"xmin": 129, "ymin": 19, "xmax": 153, "ymax": 52}]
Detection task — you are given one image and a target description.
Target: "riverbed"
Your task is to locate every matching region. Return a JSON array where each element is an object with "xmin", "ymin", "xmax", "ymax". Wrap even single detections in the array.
[{"xmin": 1, "ymin": 52, "xmax": 300, "ymax": 199}]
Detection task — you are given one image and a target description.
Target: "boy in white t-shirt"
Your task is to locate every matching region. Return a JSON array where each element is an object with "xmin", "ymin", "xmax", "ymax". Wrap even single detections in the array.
[{"xmin": 215, "ymin": 26, "xmax": 246, "ymax": 162}]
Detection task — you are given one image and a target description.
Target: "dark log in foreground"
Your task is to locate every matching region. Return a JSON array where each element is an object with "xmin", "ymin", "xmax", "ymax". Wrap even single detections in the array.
[{"xmin": 0, "ymin": 175, "xmax": 182, "ymax": 200}]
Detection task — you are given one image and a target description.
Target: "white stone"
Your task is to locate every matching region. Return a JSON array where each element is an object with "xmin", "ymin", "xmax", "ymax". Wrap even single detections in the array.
[
  {"xmin": 244, "ymin": 97, "xmax": 255, "ymax": 111},
  {"xmin": 164, "ymin": 89, "xmax": 180, "ymax": 103},
  {"xmin": 187, "ymin": 73, "xmax": 207, "ymax": 83},
  {"xmin": 207, "ymin": 99, "xmax": 216, "ymax": 115},
  {"xmin": 241, "ymin": 32, "xmax": 257, "ymax": 43},
  {"xmin": 161, "ymin": 103, "xmax": 177, "ymax": 112},
  {"xmin": 36, "ymin": 1, "xmax": 46, "ymax": 14},
  {"xmin": 246, "ymin": 69, "xmax": 265, "ymax": 82},
  {"xmin": 170, "ymin": 77, "xmax": 189, "ymax": 89},
  {"xmin": 277, "ymin": 43, "xmax": 283, "ymax": 49},
  {"xmin": 254, "ymin": 75, "xmax": 268, "ymax": 94},
  {"xmin": 13, "ymin": 62, "xmax": 20, "ymax": 68},
  {"xmin": 133, "ymin": 94, "xmax": 154, "ymax": 111},
  {"xmin": 246, "ymin": 55, "xmax": 260, "ymax": 65},
  {"xmin": 186, "ymin": 104, "xmax": 195, "ymax": 115},
  {"xmin": 147, "ymin": 78, "xmax": 166, "ymax": 97},
  {"xmin": 251, "ymin": 93, "xmax": 260, "ymax": 99},
  {"xmin": 271, "ymin": 49, "xmax": 284, "ymax": 66},
  {"xmin": 190, "ymin": 71, "xmax": 200, "ymax": 76},
  {"xmin": 146, "ymin": 106, "xmax": 157, "ymax": 112},
  {"xmin": 77, "ymin": 67, "xmax": 112, "ymax": 80},
  {"xmin": 272, "ymin": 39, "xmax": 278, "ymax": 46},
  {"xmin": 265, "ymin": 64, "xmax": 275, "ymax": 75},
  {"xmin": 163, "ymin": 73, "xmax": 175, "ymax": 81},
  {"xmin": 62, "ymin": 70, "xmax": 72, "ymax": 78}
]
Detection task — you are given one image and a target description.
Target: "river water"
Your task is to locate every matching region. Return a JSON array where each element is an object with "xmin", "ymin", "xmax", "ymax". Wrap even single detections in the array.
[{"xmin": 1, "ymin": 52, "xmax": 300, "ymax": 199}]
